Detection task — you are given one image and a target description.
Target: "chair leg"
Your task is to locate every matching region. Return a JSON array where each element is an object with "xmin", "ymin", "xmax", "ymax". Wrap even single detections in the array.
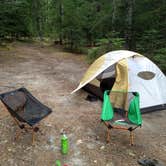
[
  {"xmin": 32, "ymin": 130, "xmax": 35, "ymax": 145},
  {"xmin": 15, "ymin": 129, "xmax": 22, "ymax": 141},
  {"xmin": 106, "ymin": 128, "xmax": 111, "ymax": 143},
  {"xmin": 130, "ymin": 131, "xmax": 134, "ymax": 146}
]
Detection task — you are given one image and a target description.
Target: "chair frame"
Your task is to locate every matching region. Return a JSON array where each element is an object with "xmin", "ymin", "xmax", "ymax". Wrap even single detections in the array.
[
  {"xmin": 13, "ymin": 116, "xmax": 40, "ymax": 145},
  {"xmin": 101, "ymin": 91, "xmax": 142, "ymax": 145},
  {"xmin": 103, "ymin": 120, "xmax": 140, "ymax": 145},
  {"xmin": 0, "ymin": 88, "xmax": 52, "ymax": 145},
  {"xmin": 1, "ymin": 101, "xmax": 42, "ymax": 144}
]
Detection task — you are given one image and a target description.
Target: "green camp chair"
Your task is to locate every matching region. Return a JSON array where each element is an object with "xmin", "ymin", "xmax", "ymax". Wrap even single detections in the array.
[{"xmin": 101, "ymin": 90, "xmax": 142, "ymax": 145}]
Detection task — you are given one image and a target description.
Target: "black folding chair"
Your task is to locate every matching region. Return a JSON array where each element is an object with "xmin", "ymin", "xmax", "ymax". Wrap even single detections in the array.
[{"xmin": 0, "ymin": 87, "xmax": 52, "ymax": 144}]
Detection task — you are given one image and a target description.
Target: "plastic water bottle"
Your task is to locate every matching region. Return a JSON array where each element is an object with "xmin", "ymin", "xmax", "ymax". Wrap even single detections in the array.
[
  {"xmin": 55, "ymin": 160, "xmax": 61, "ymax": 166},
  {"xmin": 61, "ymin": 133, "xmax": 69, "ymax": 155}
]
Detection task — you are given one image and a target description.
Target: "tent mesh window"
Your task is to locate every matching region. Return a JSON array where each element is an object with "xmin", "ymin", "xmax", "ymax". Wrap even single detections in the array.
[{"xmin": 137, "ymin": 71, "xmax": 155, "ymax": 80}]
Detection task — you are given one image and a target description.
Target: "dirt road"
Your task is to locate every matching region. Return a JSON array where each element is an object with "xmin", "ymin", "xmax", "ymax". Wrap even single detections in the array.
[{"xmin": 0, "ymin": 42, "xmax": 165, "ymax": 166}]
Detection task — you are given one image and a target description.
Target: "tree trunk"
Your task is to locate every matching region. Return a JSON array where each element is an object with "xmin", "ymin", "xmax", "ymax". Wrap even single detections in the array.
[
  {"xmin": 70, "ymin": 30, "xmax": 73, "ymax": 50},
  {"xmin": 125, "ymin": 0, "xmax": 135, "ymax": 50},
  {"xmin": 112, "ymin": 0, "xmax": 120, "ymax": 31},
  {"xmin": 112, "ymin": 0, "xmax": 117, "ymax": 31},
  {"xmin": 37, "ymin": 16, "xmax": 43, "ymax": 41},
  {"xmin": 59, "ymin": 0, "xmax": 63, "ymax": 45}
]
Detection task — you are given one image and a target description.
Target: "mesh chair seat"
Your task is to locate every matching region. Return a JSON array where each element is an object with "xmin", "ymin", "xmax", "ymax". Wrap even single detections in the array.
[
  {"xmin": 109, "ymin": 109, "xmax": 140, "ymax": 128},
  {"xmin": 0, "ymin": 87, "xmax": 52, "ymax": 144},
  {"xmin": 110, "ymin": 118, "xmax": 138, "ymax": 128},
  {"xmin": 0, "ymin": 87, "xmax": 52, "ymax": 126}
]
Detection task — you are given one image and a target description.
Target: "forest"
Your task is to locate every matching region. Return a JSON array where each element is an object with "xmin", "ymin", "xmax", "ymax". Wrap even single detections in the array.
[
  {"xmin": 0, "ymin": 1, "xmax": 166, "ymax": 165},
  {"xmin": 0, "ymin": 0, "xmax": 165, "ymax": 73}
]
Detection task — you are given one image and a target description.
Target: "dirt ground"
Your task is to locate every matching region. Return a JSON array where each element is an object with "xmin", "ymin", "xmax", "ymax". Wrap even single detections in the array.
[{"xmin": 0, "ymin": 42, "xmax": 165, "ymax": 166}]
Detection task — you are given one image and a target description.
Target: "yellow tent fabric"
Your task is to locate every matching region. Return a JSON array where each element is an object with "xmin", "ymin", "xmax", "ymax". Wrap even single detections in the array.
[
  {"xmin": 80, "ymin": 55, "xmax": 105, "ymax": 86},
  {"xmin": 111, "ymin": 59, "xmax": 128, "ymax": 91},
  {"xmin": 110, "ymin": 59, "xmax": 129, "ymax": 110},
  {"xmin": 90, "ymin": 78, "xmax": 100, "ymax": 87}
]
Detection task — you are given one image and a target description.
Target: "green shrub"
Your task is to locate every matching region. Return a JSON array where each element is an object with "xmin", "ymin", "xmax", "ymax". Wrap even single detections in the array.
[
  {"xmin": 87, "ymin": 47, "xmax": 101, "ymax": 62},
  {"xmin": 152, "ymin": 48, "xmax": 166, "ymax": 74},
  {"xmin": 87, "ymin": 37, "xmax": 125, "ymax": 63}
]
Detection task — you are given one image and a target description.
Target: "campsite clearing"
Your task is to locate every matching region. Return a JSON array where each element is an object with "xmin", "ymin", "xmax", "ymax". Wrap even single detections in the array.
[{"xmin": 0, "ymin": 42, "xmax": 166, "ymax": 166}]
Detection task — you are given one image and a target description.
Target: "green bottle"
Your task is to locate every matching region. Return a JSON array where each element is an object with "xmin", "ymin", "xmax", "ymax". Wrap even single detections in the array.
[
  {"xmin": 55, "ymin": 160, "xmax": 61, "ymax": 166},
  {"xmin": 61, "ymin": 133, "xmax": 69, "ymax": 155}
]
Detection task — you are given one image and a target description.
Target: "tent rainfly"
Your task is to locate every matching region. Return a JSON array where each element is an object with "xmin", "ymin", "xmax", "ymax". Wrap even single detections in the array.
[{"xmin": 71, "ymin": 50, "xmax": 166, "ymax": 113}]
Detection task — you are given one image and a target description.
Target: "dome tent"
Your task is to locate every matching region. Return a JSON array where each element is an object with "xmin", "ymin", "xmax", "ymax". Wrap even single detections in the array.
[{"xmin": 71, "ymin": 50, "xmax": 166, "ymax": 113}]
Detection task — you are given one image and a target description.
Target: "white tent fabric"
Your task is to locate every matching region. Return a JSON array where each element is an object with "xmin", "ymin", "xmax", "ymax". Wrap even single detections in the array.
[
  {"xmin": 127, "ymin": 56, "xmax": 166, "ymax": 108},
  {"xmin": 71, "ymin": 50, "xmax": 141, "ymax": 93}
]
